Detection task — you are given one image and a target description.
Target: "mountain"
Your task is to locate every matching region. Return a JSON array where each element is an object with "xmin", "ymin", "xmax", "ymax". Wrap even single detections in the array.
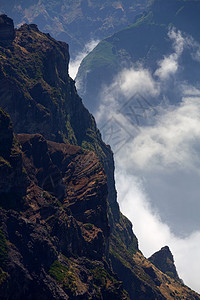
[
  {"xmin": 76, "ymin": 0, "xmax": 200, "ymax": 113},
  {"xmin": 0, "ymin": 15, "xmax": 200, "ymax": 299},
  {"xmin": 0, "ymin": 0, "xmax": 149, "ymax": 57}
]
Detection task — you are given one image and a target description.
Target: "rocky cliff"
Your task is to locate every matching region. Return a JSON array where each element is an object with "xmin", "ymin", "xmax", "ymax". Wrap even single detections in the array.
[{"xmin": 0, "ymin": 15, "xmax": 200, "ymax": 299}]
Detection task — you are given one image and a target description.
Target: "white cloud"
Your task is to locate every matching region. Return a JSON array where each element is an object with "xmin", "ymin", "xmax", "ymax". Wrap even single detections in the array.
[
  {"xmin": 122, "ymin": 95, "xmax": 200, "ymax": 172},
  {"xmin": 186, "ymin": 36, "xmax": 200, "ymax": 62},
  {"xmin": 155, "ymin": 54, "xmax": 178, "ymax": 80},
  {"xmin": 169, "ymin": 28, "xmax": 186, "ymax": 55},
  {"xmin": 69, "ymin": 39, "xmax": 99, "ymax": 79},
  {"xmin": 119, "ymin": 67, "xmax": 159, "ymax": 98},
  {"xmin": 172, "ymin": 231, "xmax": 200, "ymax": 292},
  {"xmin": 95, "ymin": 66, "xmax": 159, "ymax": 127},
  {"xmin": 155, "ymin": 28, "xmax": 186, "ymax": 80},
  {"xmin": 182, "ymin": 84, "xmax": 200, "ymax": 96}
]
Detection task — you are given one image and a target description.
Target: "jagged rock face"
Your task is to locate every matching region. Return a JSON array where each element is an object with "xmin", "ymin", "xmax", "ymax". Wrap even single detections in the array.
[
  {"xmin": 0, "ymin": 110, "xmax": 128, "ymax": 299},
  {"xmin": 149, "ymin": 246, "xmax": 181, "ymax": 282},
  {"xmin": 0, "ymin": 15, "xmax": 15, "ymax": 41}
]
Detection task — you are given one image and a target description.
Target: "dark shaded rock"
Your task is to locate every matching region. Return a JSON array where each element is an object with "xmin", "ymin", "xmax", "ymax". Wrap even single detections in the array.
[
  {"xmin": 0, "ymin": 14, "xmax": 15, "ymax": 41},
  {"xmin": 0, "ymin": 107, "xmax": 13, "ymax": 156},
  {"xmin": 149, "ymin": 246, "xmax": 181, "ymax": 281},
  {"xmin": 0, "ymin": 108, "xmax": 28, "ymax": 203}
]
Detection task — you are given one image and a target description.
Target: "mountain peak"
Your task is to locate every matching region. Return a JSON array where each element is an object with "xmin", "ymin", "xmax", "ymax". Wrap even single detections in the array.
[{"xmin": 149, "ymin": 246, "xmax": 181, "ymax": 281}]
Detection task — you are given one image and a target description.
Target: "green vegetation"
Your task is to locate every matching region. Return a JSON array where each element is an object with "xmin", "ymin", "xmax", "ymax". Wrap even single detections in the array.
[
  {"xmin": 49, "ymin": 260, "xmax": 69, "ymax": 283},
  {"xmin": 65, "ymin": 115, "xmax": 77, "ymax": 145},
  {"xmin": 48, "ymin": 259, "xmax": 129, "ymax": 299},
  {"xmin": 91, "ymin": 265, "xmax": 130, "ymax": 299},
  {"xmin": 81, "ymin": 40, "xmax": 118, "ymax": 70},
  {"xmin": 92, "ymin": 266, "xmax": 118, "ymax": 287},
  {"xmin": 128, "ymin": 11, "xmax": 154, "ymax": 28},
  {"xmin": 49, "ymin": 260, "xmax": 77, "ymax": 295}
]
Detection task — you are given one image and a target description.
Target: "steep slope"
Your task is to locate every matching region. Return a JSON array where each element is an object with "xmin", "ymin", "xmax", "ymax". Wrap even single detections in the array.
[
  {"xmin": 0, "ymin": 0, "xmax": 149, "ymax": 57},
  {"xmin": 76, "ymin": 0, "xmax": 200, "ymax": 113},
  {"xmin": 0, "ymin": 15, "xmax": 200, "ymax": 299}
]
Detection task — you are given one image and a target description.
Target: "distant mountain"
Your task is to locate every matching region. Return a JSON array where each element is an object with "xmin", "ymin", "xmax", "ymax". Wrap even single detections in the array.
[
  {"xmin": 76, "ymin": 0, "xmax": 200, "ymax": 113},
  {"xmin": 0, "ymin": 0, "xmax": 149, "ymax": 57}
]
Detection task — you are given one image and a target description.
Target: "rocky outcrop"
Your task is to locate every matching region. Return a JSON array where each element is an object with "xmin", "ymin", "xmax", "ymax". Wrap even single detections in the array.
[
  {"xmin": 0, "ymin": 15, "xmax": 15, "ymax": 41},
  {"xmin": 149, "ymin": 246, "xmax": 181, "ymax": 282}
]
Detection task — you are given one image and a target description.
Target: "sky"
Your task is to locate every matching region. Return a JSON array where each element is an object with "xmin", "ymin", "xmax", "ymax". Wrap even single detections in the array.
[{"xmin": 70, "ymin": 28, "xmax": 200, "ymax": 293}]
